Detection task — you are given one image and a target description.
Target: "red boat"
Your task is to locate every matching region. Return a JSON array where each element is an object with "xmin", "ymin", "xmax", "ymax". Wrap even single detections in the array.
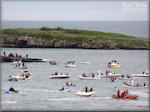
[
  {"xmin": 49, "ymin": 61, "xmax": 57, "ymax": 65},
  {"xmin": 112, "ymin": 94, "xmax": 138, "ymax": 99}
]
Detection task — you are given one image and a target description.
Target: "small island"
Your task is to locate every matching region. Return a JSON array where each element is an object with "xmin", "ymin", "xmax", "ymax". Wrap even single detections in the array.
[{"xmin": 1, "ymin": 26, "xmax": 149, "ymax": 50}]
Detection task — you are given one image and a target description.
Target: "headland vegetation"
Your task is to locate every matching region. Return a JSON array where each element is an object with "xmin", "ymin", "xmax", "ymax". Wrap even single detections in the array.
[{"xmin": 1, "ymin": 26, "xmax": 149, "ymax": 50}]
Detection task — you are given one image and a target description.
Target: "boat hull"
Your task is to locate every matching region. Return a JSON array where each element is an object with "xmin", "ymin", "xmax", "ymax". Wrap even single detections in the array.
[
  {"xmin": 108, "ymin": 65, "xmax": 121, "ymax": 68},
  {"xmin": 112, "ymin": 94, "xmax": 138, "ymax": 99},
  {"xmin": 50, "ymin": 75, "xmax": 70, "ymax": 79},
  {"xmin": 78, "ymin": 75, "xmax": 100, "ymax": 80},
  {"xmin": 76, "ymin": 91, "xmax": 97, "ymax": 97}
]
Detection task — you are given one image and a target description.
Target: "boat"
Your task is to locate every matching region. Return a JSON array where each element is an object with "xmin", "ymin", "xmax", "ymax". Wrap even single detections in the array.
[
  {"xmin": 119, "ymin": 75, "xmax": 133, "ymax": 80},
  {"xmin": 78, "ymin": 74, "xmax": 100, "ymax": 80},
  {"xmin": 123, "ymin": 82, "xmax": 146, "ymax": 88},
  {"xmin": 97, "ymin": 70, "xmax": 121, "ymax": 78},
  {"xmin": 64, "ymin": 61, "xmax": 76, "ymax": 68},
  {"xmin": 49, "ymin": 61, "xmax": 57, "ymax": 65},
  {"xmin": 12, "ymin": 59, "xmax": 22, "ymax": 65},
  {"xmin": 76, "ymin": 91, "xmax": 97, "ymax": 97},
  {"xmin": 8, "ymin": 71, "xmax": 31, "ymax": 81},
  {"xmin": 50, "ymin": 73, "xmax": 70, "ymax": 79},
  {"xmin": 64, "ymin": 63, "xmax": 76, "ymax": 68},
  {"xmin": 132, "ymin": 71, "xmax": 150, "ymax": 77},
  {"xmin": 8, "ymin": 75, "xmax": 21, "ymax": 81},
  {"xmin": 59, "ymin": 88, "xmax": 72, "ymax": 92},
  {"xmin": 15, "ymin": 64, "xmax": 27, "ymax": 69},
  {"xmin": 107, "ymin": 60, "xmax": 121, "ymax": 68},
  {"xmin": 82, "ymin": 60, "xmax": 91, "ymax": 64},
  {"xmin": 112, "ymin": 94, "xmax": 138, "ymax": 99}
]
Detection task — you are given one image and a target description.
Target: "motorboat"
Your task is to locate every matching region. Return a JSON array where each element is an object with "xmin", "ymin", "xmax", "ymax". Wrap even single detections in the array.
[
  {"xmin": 76, "ymin": 91, "xmax": 97, "ymax": 97},
  {"xmin": 132, "ymin": 71, "xmax": 150, "ymax": 77},
  {"xmin": 15, "ymin": 64, "xmax": 27, "ymax": 69},
  {"xmin": 119, "ymin": 75, "xmax": 133, "ymax": 80},
  {"xmin": 82, "ymin": 60, "xmax": 91, "ymax": 64},
  {"xmin": 49, "ymin": 61, "xmax": 57, "ymax": 65},
  {"xmin": 123, "ymin": 82, "xmax": 146, "ymax": 88},
  {"xmin": 64, "ymin": 63, "xmax": 76, "ymax": 68},
  {"xmin": 50, "ymin": 73, "xmax": 70, "ymax": 79},
  {"xmin": 12, "ymin": 60, "xmax": 22, "ymax": 65},
  {"xmin": 78, "ymin": 74, "xmax": 100, "ymax": 80},
  {"xmin": 8, "ymin": 75, "xmax": 21, "ymax": 81},
  {"xmin": 97, "ymin": 70, "xmax": 121, "ymax": 78},
  {"xmin": 107, "ymin": 60, "xmax": 121, "ymax": 68},
  {"xmin": 112, "ymin": 94, "xmax": 138, "ymax": 99},
  {"xmin": 59, "ymin": 88, "xmax": 72, "ymax": 92},
  {"xmin": 8, "ymin": 71, "xmax": 31, "ymax": 81}
]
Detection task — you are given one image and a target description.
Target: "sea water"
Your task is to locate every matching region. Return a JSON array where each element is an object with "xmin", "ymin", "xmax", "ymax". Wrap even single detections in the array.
[{"xmin": 1, "ymin": 48, "xmax": 149, "ymax": 111}]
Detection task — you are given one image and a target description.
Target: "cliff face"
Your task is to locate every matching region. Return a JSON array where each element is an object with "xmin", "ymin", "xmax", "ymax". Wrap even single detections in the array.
[{"xmin": 1, "ymin": 34, "xmax": 149, "ymax": 50}]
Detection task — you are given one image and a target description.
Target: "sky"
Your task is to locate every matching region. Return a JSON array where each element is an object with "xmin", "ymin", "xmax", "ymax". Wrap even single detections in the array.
[{"xmin": 1, "ymin": 0, "xmax": 149, "ymax": 21}]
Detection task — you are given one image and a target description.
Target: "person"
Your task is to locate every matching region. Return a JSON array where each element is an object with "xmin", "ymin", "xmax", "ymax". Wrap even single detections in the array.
[
  {"xmin": 26, "ymin": 74, "xmax": 29, "ymax": 78},
  {"xmin": 82, "ymin": 73, "xmax": 86, "ymax": 77},
  {"xmin": 117, "ymin": 89, "xmax": 120, "ymax": 98},
  {"xmin": 85, "ymin": 86, "xmax": 88, "ymax": 92},
  {"xmin": 121, "ymin": 75, "xmax": 124, "ymax": 78},
  {"xmin": 89, "ymin": 87, "xmax": 93, "ymax": 92},
  {"xmin": 66, "ymin": 81, "xmax": 68, "ymax": 85},
  {"xmin": 67, "ymin": 85, "xmax": 69, "ymax": 89},
  {"xmin": 114, "ymin": 70, "xmax": 116, "ymax": 74},
  {"xmin": 121, "ymin": 90, "xmax": 125, "ymax": 98},
  {"xmin": 70, "ymin": 82, "xmax": 72, "ymax": 86},
  {"xmin": 9, "ymin": 87, "xmax": 16, "ymax": 92},
  {"xmin": 144, "ymin": 82, "xmax": 146, "ymax": 87},
  {"xmin": 55, "ymin": 72, "xmax": 58, "ymax": 75},
  {"xmin": 106, "ymin": 70, "xmax": 108, "ymax": 75},
  {"xmin": 26, "ymin": 54, "xmax": 28, "ymax": 58},
  {"xmin": 131, "ymin": 79, "xmax": 134, "ymax": 86},
  {"xmin": 125, "ymin": 89, "xmax": 129, "ymax": 97},
  {"xmin": 111, "ymin": 77, "xmax": 115, "ymax": 82},
  {"xmin": 4, "ymin": 51, "xmax": 6, "ymax": 56},
  {"xmin": 62, "ymin": 86, "xmax": 64, "ymax": 90},
  {"xmin": 9, "ymin": 75, "xmax": 12, "ymax": 78}
]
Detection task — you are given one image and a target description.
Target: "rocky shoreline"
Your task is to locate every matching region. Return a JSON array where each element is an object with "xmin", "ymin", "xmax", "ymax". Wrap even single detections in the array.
[{"xmin": 1, "ymin": 34, "xmax": 150, "ymax": 50}]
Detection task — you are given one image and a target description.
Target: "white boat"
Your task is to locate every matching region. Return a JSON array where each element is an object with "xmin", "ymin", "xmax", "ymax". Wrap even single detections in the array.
[
  {"xmin": 8, "ymin": 71, "xmax": 31, "ymax": 81},
  {"xmin": 15, "ymin": 64, "xmax": 27, "ymax": 69},
  {"xmin": 64, "ymin": 64, "xmax": 76, "ymax": 68},
  {"xmin": 82, "ymin": 60, "xmax": 91, "ymax": 64},
  {"xmin": 50, "ymin": 74, "xmax": 70, "ymax": 79},
  {"xmin": 8, "ymin": 75, "xmax": 22, "ymax": 81},
  {"xmin": 132, "ymin": 71, "xmax": 150, "ymax": 77},
  {"xmin": 78, "ymin": 75, "xmax": 100, "ymax": 80},
  {"xmin": 97, "ymin": 70, "xmax": 121, "ymax": 78},
  {"xmin": 12, "ymin": 61, "xmax": 22, "ymax": 65},
  {"xmin": 59, "ymin": 88, "xmax": 72, "ymax": 92},
  {"xmin": 107, "ymin": 60, "xmax": 121, "ymax": 68},
  {"xmin": 76, "ymin": 91, "xmax": 97, "ymax": 97},
  {"xmin": 123, "ymin": 82, "xmax": 146, "ymax": 88}
]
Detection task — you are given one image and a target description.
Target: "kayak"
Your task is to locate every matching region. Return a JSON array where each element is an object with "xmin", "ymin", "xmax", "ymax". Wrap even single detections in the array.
[
  {"xmin": 112, "ymin": 94, "xmax": 138, "ymax": 99},
  {"xmin": 76, "ymin": 91, "xmax": 97, "ymax": 97},
  {"xmin": 4, "ymin": 90, "xmax": 19, "ymax": 94}
]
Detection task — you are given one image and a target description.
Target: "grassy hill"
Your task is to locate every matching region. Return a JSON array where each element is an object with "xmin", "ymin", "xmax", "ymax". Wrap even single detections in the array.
[{"xmin": 1, "ymin": 27, "xmax": 149, "ymax": 49}]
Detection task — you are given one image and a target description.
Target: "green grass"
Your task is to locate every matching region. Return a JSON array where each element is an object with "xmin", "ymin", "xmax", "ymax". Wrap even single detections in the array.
[{"xmin": 2, "ymin": 27, "xmax": 149, "ymax": 48}]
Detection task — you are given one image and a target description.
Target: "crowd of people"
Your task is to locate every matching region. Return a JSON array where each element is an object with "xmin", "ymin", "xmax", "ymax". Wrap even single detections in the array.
[{"xmin": 3, "ymin": 51, "xmax": 28, "ymax": 59}]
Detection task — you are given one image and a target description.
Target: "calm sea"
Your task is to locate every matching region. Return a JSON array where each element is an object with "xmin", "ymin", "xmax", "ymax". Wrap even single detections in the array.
[
  {"xmin": 1, "ymin": 48, "xmax": 149, "ymax": 111},
  {"xmin": 2, "ymin": 21, "xmax": 149, "ymax": 39}
]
